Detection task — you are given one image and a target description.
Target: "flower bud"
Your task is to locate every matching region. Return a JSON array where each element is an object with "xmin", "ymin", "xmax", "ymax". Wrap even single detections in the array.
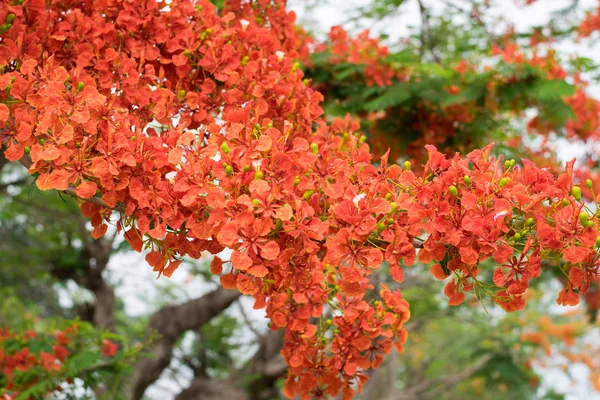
[
  {"xmin": 303, "ymin": 189, "xmax": 315, "ymax": 200},
  {"xmin": 526, "ymin": 217, "xmax": 534, "ymax": 226},
  {"xmin": 448, "ymin": 185, "xmax": 458, "ymax": 197},
  {"xmin": 579, "ymin": 211, "xmax": 588, "ymax": 226},
  {"xmin": 243, "ymin": 164, "xmax": 250, "ymax": 172},
  {"xmin": 220, "ymin": 142, "xmax": 229, "ymax": 154},
  {"xmin": 310, "ymin": 143, "xmax": 318, "ymax": 154},
  {"xmin": 463, "ymin": 176, "xmax": 471, "ymax": 185},
  {"xmin": 498, "ymin": 178, "xmax": 507, "ymax": 188},
  {"xmin": 254, "ymin": 171, "xmax": 264, "ymax": 180},
  {"xmin": 572, "ymin": 186, "xmax": 582, "ymax": 201},
  {"xmin": 403, "ymin": 161, "xmax": 411, "ymax": 171},
  {"xmin": 225, "ymin": 165, "xmax": 233, "ymax": 176},
  {"xmin": 586, "ymin": 179, "xmax": 593, "ymax": 189}
]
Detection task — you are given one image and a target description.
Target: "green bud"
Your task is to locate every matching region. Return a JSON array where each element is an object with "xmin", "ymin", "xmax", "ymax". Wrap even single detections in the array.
[
  {"xmin": 377, "ymin": 222, "xmax": 386, "ymax": 233},
  {"xmin": 359, "ymin": 135, "xmax": 366, "ymax": 143},
  {"xmin": 587, "ymin": 220, "xmax": 594, "ymax": 228},
  {"xmin": 292, "ymin": 62, "xmax": 301, "ymax": 72},
  {"xmin": 326, "ymin": 319, "xmax": 332, "ymax": 326},
  {"xmin": 6, "ymin": 13, "xmax": 15, "ymax": 23},
  {"xmin": 389, "ymin": 202, "xmax": 398, "ymax": 213},
  {"xmin": 254, "ymin": 171, "xmax": 264, "ymax": 180},
  {"xmin": 373, "ymin": 300, "xmax": 380, "ymax": 307},
  {"xmin": 513, "ymin": 232, "xmax": 521, "ymax": 241},
  {"xmin": 520, "ymin": 230, "xmax": 528, "ymax": 237},
  {"xmin": 303, "ymin": 189, "xmax": 315, "ymax": 200},
  {"xmin": 463, "ymin": 176, "xmax": 471, "ymax": 185},
  {"xmin": 510, "ymin": 159, "xmax": 516, "ymax": 167},
  {"xmin": 220, "ymin": 142, "xmax": 229, "ymax": 154},
  {"xmin": 526, "ymin": 217, "xmax": 534, "ymax": 227},
  {"xmin": 448, "ymin": 185, "xmax": 458, "ymax": 197},
  {"xmin": 178, "ymin": 89, "xmax": 186, "ymax": 99},
  {"xmin": 24, "ymin": 146, "xmax": 31, "ymax": 154},
  {"xmin": 183, "ymin": 49, "xmax": 191, "ymax": 57},
  {"xmin": 303, "ymin": 78, "xmax": 309, "ymax": 86},
  {"xmin": 130, "ymin": 135, "xmax": 136, "ymax": 140},
  {"xmin": 403, "ymin": 161, "xmax": 411, "ymax": 171},
  {"xmin": 241, "ymin": 55, "xmax": 249, "ymax": 66},
  {"xmin": 225, "ymin": 165, "xmax": 233, "ymax": 176},
  {"xmin": 75, "ymin": 142, "xmax": 81, "ymax": 149},
  {"xmin": 596, "ymin": 236, "xmax": 600, "ymax": 248},
  {"xmin": 586, "ymin": 179, "xmax": 593, "ymax": 189},
  {"xmin": 385, "ymin": 193, "xmax": 392, "ymax": 201},
  {"xmin": 504, "ymin": 160, "xmax": 511, "ymax": 170},
  {"xmin": 562, "ymin": 198, "xmax": 570, "ymax": 207},
  {"xmin": 498, "ymin": 178, "xmax": 507, "ymax": 188},
  {"xmin": 267, "ymin": 123, "xmax": 273, "ymax": 128},
  {"xmin": 294, "ymin": 178, "xmax": 300, "ymax": 186},
  {"xmin": 275, "ymin": 218, "xmax": 283, "ymax": 230},
  {"xmin": 243, "ymin": 164, "xmax": 250, "ymax": 172},
  {"xmin": 252, "ymin": 199, "xmax": 260, "ymax": 206},
  {"xmin": 580, "ymin": 212, "xmax": 589, "ymax": 226},
  {"xmin": 310, "ymin": 142, "xmax": 318, "ymax": 154},
  {"xmin": 39, "ymin": 138, "xmax": 46, "ymax": 145},
  {"xmin": 254, "ymin": 123, "xmax": 261, "ymax": 130},
  {"xmin": 387, "ymin": 218, "xmax": 394, "ymax": 225},
  {"xmin": 77, "ymin": 82, "xmax": 84, "ymax": 91},
  {"xmin": 572, "ymin": 186, "xmax": 582, "ymax": 201}
]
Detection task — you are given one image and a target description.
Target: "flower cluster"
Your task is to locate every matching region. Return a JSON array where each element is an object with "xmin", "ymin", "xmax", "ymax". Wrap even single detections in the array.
[{"xmin": 0, "ymin": 0, "xmax": 599, "ymax": 398}]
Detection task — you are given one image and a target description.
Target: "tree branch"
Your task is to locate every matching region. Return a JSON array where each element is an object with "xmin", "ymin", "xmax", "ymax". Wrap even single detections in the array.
[{"xmin": 129, "ymin": 287, "xmax": 241, "ymax": 400}]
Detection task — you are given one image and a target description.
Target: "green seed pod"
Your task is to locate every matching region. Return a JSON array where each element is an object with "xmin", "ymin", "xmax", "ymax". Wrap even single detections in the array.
[
  {"xmin": 498, "ymin": 178, "xmax": 507, "ymax": 188},
  {"xmin": 448, "ymin": 185, "xmax": 458, "ymax": 197},
  {"xmin": 243, "ymin": 165, "xmax": 250, "ymax": 172},
  {"xmin": 572, "ymin": 186, "xmax": 582, "ymax": 201},
  {"xmin": 220, "ymin": 142, "xmax": 230, "ymax": 154},
  {"xmin": 310, "ymin": 143, "xmax": 318, "ymax": 154},
  {"xmin": 526, "ymin": 217, "xmax": 534, "ymax": 227},
  {"xmin": 303, "ymin": 189, "xmax": 315, "ymax": 200},
  {"xmin": 225, "ymin": 165, "xmax": 233, "ymax": 176},
  {"xmin": 586, "ymin": 179, "xmax": 593, "ymax": 189},
  {"xmin": 513, "ymin": 232, "xmax": 521, "ymax": 241},
  {"xmin": 254, "ymin": 171, "xmax": 264, "ymax": 180},
  {"xmin": 579, "ymin": 212, "xmax": 588, "ymax": 226},
  {"xmin": 403, "ymin": 161, "xmax": 411, "ymax": 171},
  {"xmin": 463, "ymin": 176, "xmax": 471, "ymax": 185}
]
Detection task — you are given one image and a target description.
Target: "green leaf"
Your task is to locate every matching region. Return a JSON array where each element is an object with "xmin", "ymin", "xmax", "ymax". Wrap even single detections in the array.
[
  {"xmin": 529, "ymin": 79, "xmax": 575, "ymax": 100},
  {"xmin": 364, "ymin": 82, "xmax": 412, "ymax": 112}
]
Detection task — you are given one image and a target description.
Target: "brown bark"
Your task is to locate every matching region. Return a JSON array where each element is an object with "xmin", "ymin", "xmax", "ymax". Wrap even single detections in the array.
[{"xmin": 130, "ymin": 287, "xmax": 241, "ymax": 400}]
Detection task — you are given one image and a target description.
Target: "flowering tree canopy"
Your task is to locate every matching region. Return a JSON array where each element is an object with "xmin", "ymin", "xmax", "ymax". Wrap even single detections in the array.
[{"xmin": 1, "ymin": 0, "xmax": 599, "ymax": 398}]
